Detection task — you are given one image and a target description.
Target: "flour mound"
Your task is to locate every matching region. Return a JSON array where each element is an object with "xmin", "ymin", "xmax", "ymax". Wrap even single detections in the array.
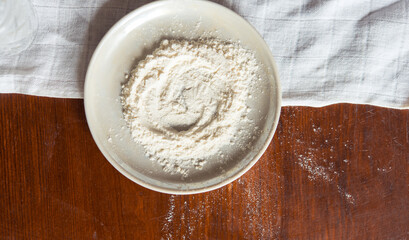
[{"xmin": 121, "ymin": 39, "xmax": 259, "ymax": 176}]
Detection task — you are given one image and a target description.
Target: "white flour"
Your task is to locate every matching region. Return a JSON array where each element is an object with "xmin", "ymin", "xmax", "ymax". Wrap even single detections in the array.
[{"xmin": 121, "ymin": 39, "xmax": 259, "ymax": 176}]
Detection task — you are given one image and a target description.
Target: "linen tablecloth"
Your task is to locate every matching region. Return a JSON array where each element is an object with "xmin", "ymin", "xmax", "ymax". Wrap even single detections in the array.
[{"xmin": 1, "ymin": 0, "xmax": 408, "ymax": 108}]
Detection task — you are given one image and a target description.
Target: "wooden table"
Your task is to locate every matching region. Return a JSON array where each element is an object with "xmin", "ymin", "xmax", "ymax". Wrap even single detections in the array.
[{"xmin": 1, "ymin": 94, "xmax": 408, "ymax": 239}]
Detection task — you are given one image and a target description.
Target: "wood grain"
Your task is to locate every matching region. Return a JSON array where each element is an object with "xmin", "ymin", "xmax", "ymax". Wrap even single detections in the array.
[{"xmin": 0, "ymin": 94, "xmax": 408, "ymax": 239}]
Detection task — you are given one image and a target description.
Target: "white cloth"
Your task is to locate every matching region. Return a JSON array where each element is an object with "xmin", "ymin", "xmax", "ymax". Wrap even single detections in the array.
[{"xmin": 1, "ymin": 0, "xmax": 408, "ymax": 108}]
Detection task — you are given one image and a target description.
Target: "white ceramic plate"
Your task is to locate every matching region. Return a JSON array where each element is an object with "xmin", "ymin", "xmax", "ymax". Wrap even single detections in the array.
[{"xmin": 84, "ymin": 0, "xmax": 281, "ymax": 194}]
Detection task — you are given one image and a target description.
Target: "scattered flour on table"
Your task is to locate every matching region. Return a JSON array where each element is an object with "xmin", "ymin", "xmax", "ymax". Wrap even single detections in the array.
[{"xmin": 121, "ymin": 39, "xmax": 260, "ymax": 176}]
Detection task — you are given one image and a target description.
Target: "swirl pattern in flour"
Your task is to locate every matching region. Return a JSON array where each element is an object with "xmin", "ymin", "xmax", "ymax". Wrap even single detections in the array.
[{"xmin": 121, "ymin": 39, "xmax": 259, "ymax": 176}]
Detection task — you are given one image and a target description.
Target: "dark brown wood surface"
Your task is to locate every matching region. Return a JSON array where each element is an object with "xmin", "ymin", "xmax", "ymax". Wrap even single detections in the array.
[{"xmin": 1, "ymin": 94, "xmax": 408, "ymax": 239}]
